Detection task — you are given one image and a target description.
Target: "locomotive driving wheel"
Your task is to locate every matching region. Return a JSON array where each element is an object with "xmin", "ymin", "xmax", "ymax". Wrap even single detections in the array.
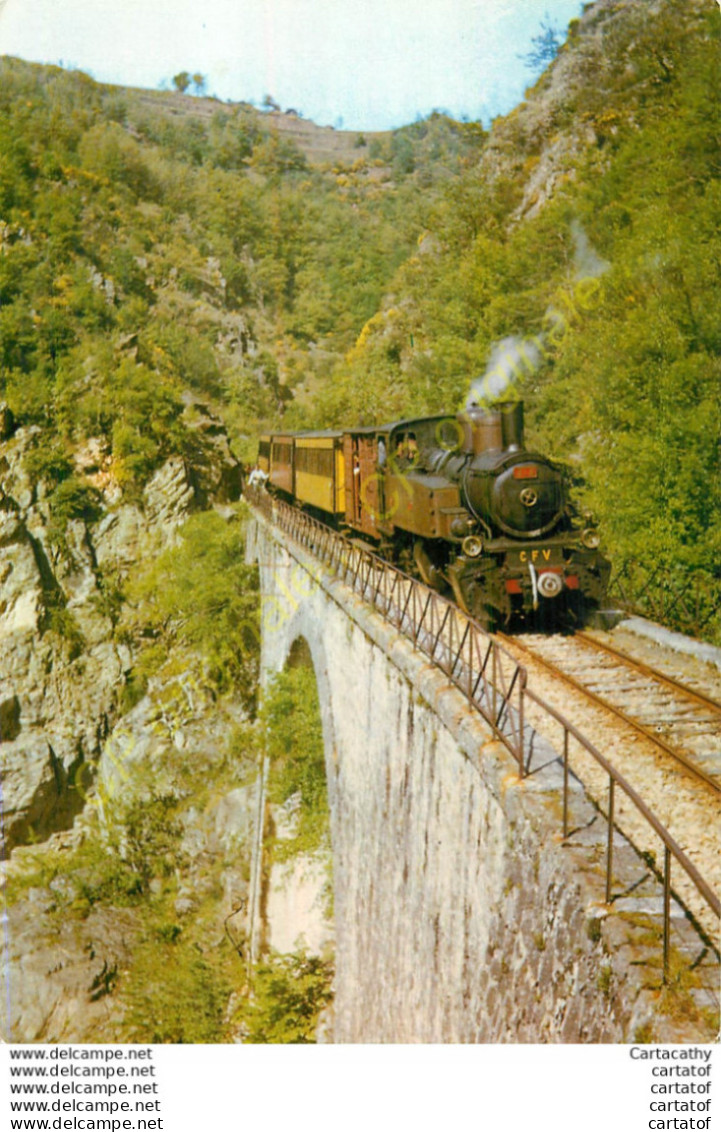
[
  {"xmin": 447, "ymin": 559, "xmax": 506, "ymax": 633},
  {"xmin": 413, "ymin": 540, "xmax": 447, "ymax": 593}
]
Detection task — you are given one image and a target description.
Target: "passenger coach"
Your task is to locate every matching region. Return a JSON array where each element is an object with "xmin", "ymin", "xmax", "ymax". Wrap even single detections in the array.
[{"xmin": 259, "ymin": 430, "xmax": 345, "ymax": 525}]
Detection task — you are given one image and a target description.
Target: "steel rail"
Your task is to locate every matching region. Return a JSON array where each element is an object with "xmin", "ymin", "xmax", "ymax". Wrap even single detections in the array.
[
  {"xmin": 499, "ymin": 632, "xmax": 721, "ymax": 795},
  {"xmin": 576, "ymin": 630, "xmax": 721, "ymax": 714},
  {"xmin": 522, "ymin": 685, "xmax": 720, "ymax": 917}
]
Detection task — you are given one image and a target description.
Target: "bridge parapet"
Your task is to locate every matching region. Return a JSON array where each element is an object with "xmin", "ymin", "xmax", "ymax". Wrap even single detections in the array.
[{"xmin": 245, "ymin": 490, "xmax": 719, "ymax": 1042}]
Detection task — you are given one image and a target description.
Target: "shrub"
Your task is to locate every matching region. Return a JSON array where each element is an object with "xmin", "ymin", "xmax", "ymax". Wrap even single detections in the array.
[{"xmin": 243, "ymin": 952, "xmax": 334, "ymax": 1043}]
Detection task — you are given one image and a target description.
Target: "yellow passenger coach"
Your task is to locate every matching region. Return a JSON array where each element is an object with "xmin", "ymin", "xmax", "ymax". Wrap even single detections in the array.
[{"xmin": 294, "ymin": 431, "xmax": 345, "ymax": 523}]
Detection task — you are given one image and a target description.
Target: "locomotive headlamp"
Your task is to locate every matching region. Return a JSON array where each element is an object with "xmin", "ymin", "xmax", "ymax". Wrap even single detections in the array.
[
  {"xmin": 462, "ymin": 534, "xmax": 483, "ymax": 558},
  {"xmin": 537, "ymin": 572, "xmax": 563, "ymax": 599},
  {"xmin": 581, "ymin": 528, "xmax": 601, "ymax": 550}
]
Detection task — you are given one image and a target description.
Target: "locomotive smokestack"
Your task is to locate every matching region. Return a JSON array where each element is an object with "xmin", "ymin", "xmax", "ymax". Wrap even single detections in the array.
[
  {"xmin": 458, "ymin": 406, "xmax": 503, "ymax": 455},
  {"xmin": 458, "ymin": 401, "xmax": 524, "ymax": 455}
]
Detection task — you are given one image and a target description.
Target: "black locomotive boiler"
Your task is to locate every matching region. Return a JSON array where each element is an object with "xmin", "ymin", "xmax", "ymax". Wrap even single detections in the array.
[{"xmin": 258, "ymin": 401, "xmax": 610, "ymax": 630}]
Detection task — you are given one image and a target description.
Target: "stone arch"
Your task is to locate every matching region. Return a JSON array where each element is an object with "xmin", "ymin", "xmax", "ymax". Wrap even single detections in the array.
[
  {"xmin": 256, "ymin": 603, "xmax": 339, "ymax": 963},
  {"xmin": 264, "ymin": 598, "xmax": 340, "ymax": 818}
]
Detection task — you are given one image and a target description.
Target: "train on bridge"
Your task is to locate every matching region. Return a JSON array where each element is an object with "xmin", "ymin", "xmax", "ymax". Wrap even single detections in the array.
[{"xmin": 256, "ymin": 401, "xmax": 610, "ymax": 630}]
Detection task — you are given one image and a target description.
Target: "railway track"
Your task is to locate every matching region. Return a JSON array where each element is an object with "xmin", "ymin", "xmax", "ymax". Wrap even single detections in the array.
[{"xmin": 497, "ymin": 628, "xmax": 721, "ymax": 794}]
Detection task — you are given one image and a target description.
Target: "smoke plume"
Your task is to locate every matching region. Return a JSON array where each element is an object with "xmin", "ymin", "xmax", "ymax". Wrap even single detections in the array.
[
  {"xmin": 467, "ymin": 335, "xmax": 542, "ymax": 408},
  {"xmin": 571, "ymin": 219, "xmax": 610, "ymax": 280}
]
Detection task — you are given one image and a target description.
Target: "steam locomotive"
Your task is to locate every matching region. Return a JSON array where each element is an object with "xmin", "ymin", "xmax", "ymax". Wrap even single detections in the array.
[{"xmin": 257, "ymin": 401, "xmax": 610, "ymax": 630}]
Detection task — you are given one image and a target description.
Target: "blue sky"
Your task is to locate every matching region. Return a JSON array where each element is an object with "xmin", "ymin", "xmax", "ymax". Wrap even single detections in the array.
[{"xmin": 0, "ymin": 0, "xmax": 583, "ymax": 130}]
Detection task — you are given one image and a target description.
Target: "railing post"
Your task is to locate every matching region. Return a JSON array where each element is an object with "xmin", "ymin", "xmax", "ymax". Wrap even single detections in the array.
[
  {"xmin": 562, "ymin": 728, "xmax": 569, "ymax": 838},
  {"xmin": 492, "ymin": 644, "xmax": 498, "ymax": 727},
  {"xmin": 518, "ymin": 668, "xmax": 526, "ymax": 777},
  {"xmin": 467, "ymin": 624, "xmax": 473, "ymax": 702},
  {"xmin": 663, "ymin": 846, "xmax": 671, "ymax": 985},
  {"xmin": 606, "ymin": 776, "xmax": 615, "ymax": 904}
]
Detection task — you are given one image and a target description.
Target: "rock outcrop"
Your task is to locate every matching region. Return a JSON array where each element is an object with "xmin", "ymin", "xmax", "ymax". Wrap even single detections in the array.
[
  {"xmin": 0, "ymin": 402, "xmax": 255, "ymax": 1042},
  {"xmin": 0, "ymin": 404, "xmax": 243, "ymax": 853},
  {"xmin": 3, "ymin": 691, "xmax": 254, "ymax": 1042},
  {"xmin": 476, "ymin": 0, "xmax": 710, "ymax": 222}
]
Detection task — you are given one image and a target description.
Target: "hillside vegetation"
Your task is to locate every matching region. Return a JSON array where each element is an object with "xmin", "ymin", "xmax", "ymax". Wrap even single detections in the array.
[
  {"xmin": 308, "ymin": 0, "xmax": 721, "ymax": 639},
  {"xmin": 0, "ymin": 57, "xmax": 482, "ymax": 474},
  {"xmin": 1, "ymin": 0, "xmax": 719, "ymax": 642},
  {"xmin": 0, "ymin": 61, "xmax": 484, "ymax": 1041},
  {"xmin": 1, "ymin": 0, "xmax": 720, "ymax": 1046}
]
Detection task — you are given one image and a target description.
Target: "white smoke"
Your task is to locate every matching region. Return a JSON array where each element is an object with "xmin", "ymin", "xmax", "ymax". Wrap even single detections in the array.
[
  {"xmin": 571, "ymin": 219, "xmax": 610, "ymax": 279},
  {"xmin": 467, "ymin": 335, "xmax": 542, "ymax": 408},
  {"xmin": 465, "ymin": 224, "xmax": 609, "ymax": 409}
]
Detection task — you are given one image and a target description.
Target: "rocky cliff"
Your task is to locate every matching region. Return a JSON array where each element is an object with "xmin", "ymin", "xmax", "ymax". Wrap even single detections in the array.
[
  {"xmin": 0, "ymin": 398, "xmax": 242, "ymax": 852},
  {"xmin": 0, "ymin": 401, "xmax": 256, "ymax": 1042},
  {"xmin": 480, "ymin": 0, "xmax": 712, "ymax": 221}
]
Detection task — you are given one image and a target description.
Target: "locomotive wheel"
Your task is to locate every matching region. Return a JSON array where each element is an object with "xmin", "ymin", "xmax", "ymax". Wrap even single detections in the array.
[
  {"xmin": 448, "ymin": 569, "xmax": 499, "ymax": 632},
  {"xmin": 413, "ymin": 540, "xmax": 447, "ymax": 593}
]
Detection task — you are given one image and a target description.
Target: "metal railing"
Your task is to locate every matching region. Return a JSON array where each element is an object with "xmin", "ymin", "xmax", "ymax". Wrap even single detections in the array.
[
  {"xmin": 524, "ymin": 688, "xmax": 720, "ymax": 982},
  {"xmin": 245, "ymin": 486, "xmax": 720, "ymax": 991},
  {"xmin": 251, "ymin": 486, "xmax": 527, "ymax": 771}
]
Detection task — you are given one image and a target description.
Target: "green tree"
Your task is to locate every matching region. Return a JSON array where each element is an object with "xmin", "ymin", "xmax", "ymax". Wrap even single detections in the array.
[
  {"xmin": 172, "ymin": 71, "xmax": 191, "ymax": 93},
  {"xmin": 125, "ymin": 510, "xmax": 259, "ymax": 700}
]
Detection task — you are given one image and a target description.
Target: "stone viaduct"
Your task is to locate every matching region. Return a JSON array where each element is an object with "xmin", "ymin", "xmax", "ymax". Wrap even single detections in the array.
[{"xmin": 245, "ymin": 505, "xmax": 714, "ymax": 1043}]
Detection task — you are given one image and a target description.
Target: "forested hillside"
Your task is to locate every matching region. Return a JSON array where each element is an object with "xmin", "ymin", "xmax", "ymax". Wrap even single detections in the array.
[
  {"xmin": 0, "ymin": 56, "xmax": 482, "ymax": 474},
  {"xmin": 313, "ymin": 0, "xmax": 720, "ymax": 639},
  {"xmin": 0, "ymin": 57, "xmax": 485, "ymax": 1041}
]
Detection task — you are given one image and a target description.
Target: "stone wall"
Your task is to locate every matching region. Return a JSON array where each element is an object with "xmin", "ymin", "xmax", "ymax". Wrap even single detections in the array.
[{"xmin": 248, "ymin": 512, "xmax": 710, "ymax": 1043}]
